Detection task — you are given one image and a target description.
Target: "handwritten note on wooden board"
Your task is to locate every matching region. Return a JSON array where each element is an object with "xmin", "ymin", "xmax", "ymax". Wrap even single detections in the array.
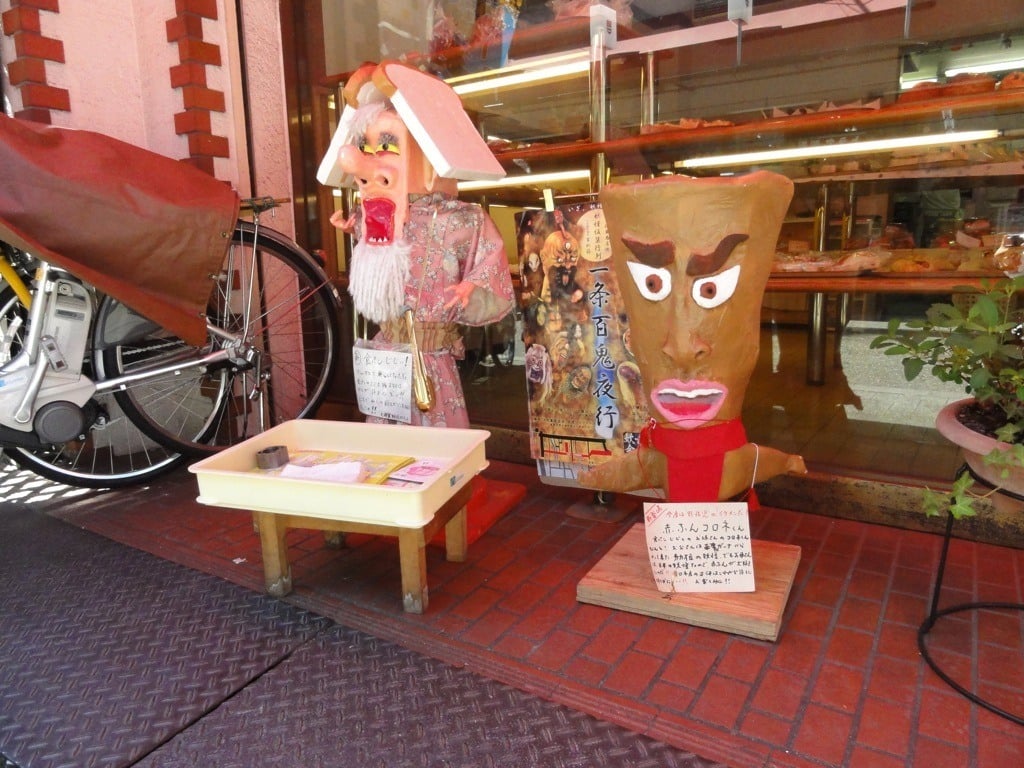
[
  {"xmin": 643, "ymin": 502, "xmax": 755, "ymax": 593},
  {"xmin": 353, "ymin": 344, "xmax": 412, "ymax": 423}
]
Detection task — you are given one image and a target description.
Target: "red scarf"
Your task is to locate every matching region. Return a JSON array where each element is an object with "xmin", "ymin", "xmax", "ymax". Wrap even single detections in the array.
[{"xmin": 641, "ymin": 418, "xmax": 758, "ymax": 507}]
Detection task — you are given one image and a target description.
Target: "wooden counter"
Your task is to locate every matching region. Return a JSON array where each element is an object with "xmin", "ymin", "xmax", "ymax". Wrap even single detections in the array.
[{"xmin": 766, "ymin": 271, "xmax": 1003, "ymax": 295}]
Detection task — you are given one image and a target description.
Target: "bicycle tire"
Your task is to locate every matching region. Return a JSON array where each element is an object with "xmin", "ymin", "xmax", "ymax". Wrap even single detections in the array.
[
  {"xmin": 1, "ymin": 287, "xmax": 188, "ymax": 488},
  {"xmin": 96, "ymin": 221, "xmax": 340, "ymax": 456}
]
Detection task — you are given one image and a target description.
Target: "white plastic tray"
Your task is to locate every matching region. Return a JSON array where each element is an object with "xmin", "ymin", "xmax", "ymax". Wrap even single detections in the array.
[{"xmin": 189, "ymin": 420, "xmax": 489, "ymax": 528}]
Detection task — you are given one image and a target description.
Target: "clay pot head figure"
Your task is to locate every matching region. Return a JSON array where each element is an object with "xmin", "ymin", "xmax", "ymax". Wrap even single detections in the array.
[
  {"xmin": 317, "ymin": 60, "xmax": 506, "ymax": 324},
  {"xmin": 577, "ymin": 171, "xmax": 807, "ymax": 502},
  {"xmin": 333, "ymin": 65, "xmax": 457, "ymax": 251},
  {"xmin": 317, "ymin": 62, "xmax": 514, "ymax": 429}
]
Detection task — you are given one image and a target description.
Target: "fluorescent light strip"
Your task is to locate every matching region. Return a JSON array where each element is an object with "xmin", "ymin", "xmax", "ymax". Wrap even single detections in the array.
[
  {"xmin": 945, "ymin": 58, "xmax": 1024, "ymax": 77},
  {"xmin": 899, "ymin": 77, "xmax": 939, "ymax": 91},
  {"xmin": 446, "ymin": 50, "xmax": 588, "ymax": 85},
  {"xmin": 458, "ymin": 169, "xmax": 591, "ymax": 191},
  {"xmin": 450, "ymin": 59, "xmax": 590, "ymax": 95},
  {"xmin": 677, "ymin": 130, "xmax": 1001, "ymax": 169}
]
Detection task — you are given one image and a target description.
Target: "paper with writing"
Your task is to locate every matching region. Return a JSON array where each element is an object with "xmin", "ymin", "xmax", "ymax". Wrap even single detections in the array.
[
  {"xmin": 643, "ymin": 501, "xmax": 755, "ymax": 593},
  {"xmin": 353, "ymin": 343, "xmax": 413, "ymax": 423}
]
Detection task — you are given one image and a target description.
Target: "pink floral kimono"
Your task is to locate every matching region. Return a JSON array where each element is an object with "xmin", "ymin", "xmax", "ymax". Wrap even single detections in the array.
[{"xmin": 365, "ymin": 193, "xmax": 514, "ymax": 428}]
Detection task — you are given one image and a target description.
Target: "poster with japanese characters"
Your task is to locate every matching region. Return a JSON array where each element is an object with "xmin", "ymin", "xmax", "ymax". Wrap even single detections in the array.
[
  {"xmin": 517, "ymin": 202, "xmax": 650, "ymax": 470},
  {"xmin": 643, "ymin": 502, "xmax": 755, "ymax": 593}
]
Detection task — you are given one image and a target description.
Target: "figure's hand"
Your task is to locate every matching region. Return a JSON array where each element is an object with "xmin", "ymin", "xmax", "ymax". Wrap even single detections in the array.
[
  {"xmin": 444, "ymin": 281, "xmax": 476, "ymax": 310},
  {"xmin": 787, "ymin": 454, "xmax": 808, "ymax": 475},
  {"xmin": 329, "ymin": 209, "xmax": 356, "ymax": 233}
]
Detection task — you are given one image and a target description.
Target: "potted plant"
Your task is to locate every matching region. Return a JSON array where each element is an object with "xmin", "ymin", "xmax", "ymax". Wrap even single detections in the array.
[{"xmin": 871, "ymin": 273, "xmax": 1024, "ymax": 519}]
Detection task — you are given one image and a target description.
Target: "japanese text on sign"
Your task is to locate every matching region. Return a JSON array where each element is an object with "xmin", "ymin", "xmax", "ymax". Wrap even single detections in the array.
[
  {"xmin": 352, "ymin": 343, "xmax": 413, "ymax": 423},
  {"xmin": 643, "ymin": 502, "xmax": 755, "ymax": 593}
]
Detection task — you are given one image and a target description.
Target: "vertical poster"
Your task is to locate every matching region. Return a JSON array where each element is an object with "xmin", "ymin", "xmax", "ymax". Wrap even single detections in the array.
[{"xmin": 517, "ymin": 202, "xmax": 649, "ymax": 475}]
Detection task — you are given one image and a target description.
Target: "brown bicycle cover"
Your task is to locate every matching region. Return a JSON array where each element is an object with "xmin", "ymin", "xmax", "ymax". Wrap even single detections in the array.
[{"xmin": 0, "ymin": 115, "xmax": 239, "ymax": 345}]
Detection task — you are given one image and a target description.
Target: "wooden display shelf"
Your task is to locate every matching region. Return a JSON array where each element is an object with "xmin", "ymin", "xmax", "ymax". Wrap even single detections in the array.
[
  {"xmin": 765, "ymin": 270, "xmax": 1006, "ymax": 294},
  {"xmin": 577, "ymin": 523, "xmax": 801, "ymax": 642},
  {"xmin": 492, "ymin": 90, "xmax": 1024, "ymax": 170}
]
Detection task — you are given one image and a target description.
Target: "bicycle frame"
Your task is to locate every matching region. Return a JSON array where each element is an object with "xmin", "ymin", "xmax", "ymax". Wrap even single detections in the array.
[{"xmin": 0, "ymin": 198, "xmax": 288, "ymax": 428}]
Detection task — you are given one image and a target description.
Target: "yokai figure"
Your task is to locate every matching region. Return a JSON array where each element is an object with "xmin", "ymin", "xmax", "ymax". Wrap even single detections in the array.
[
  {"xmin": 317, "ymin": 61, "xmax": 514, "ymax": 428},
  {"xmin": 577, "ymin": 172, "xmax": 807, "ymax": 502},
  {"xmin": 519, "ymin": 249, "xmax": 543, "ymax": 303},
  {"xmin": 540, "ymin": 228, "xmax": 584, "ymax": 305},
  {"xmin": 524, "ymin": 342, "xmax": 553, "ymax": 402}
]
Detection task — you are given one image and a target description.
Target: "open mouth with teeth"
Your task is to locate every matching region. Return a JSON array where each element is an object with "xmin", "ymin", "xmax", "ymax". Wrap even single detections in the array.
[
  {"xmin": 652, "ymin": 379, "xmax": 727, "ymax": 427},
  {"xmin": 362, "ymin": 197, "xmax": 397, "ymax": 245}
]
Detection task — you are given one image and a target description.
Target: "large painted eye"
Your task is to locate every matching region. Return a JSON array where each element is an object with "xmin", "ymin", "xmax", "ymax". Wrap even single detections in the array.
[
  {"xmin": 626, "ymin": 261, "xmax": 672, "ymax": 302},
  {"xmin": 358, "ymin": 140, "xmax": 374, "ymax": 155},
  {"xmin": 692, "ymin": 264, "xmax": 741, "ymax": 308},
  {"xmin": 376, "ymin": 140, "xmax": 400, "ymax": 155}
]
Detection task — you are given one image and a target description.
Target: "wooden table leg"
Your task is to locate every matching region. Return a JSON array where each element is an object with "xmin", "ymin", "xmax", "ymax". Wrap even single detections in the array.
[
  {"xmin": 255, "ymin": 510, "xmax": 293, "ymax": 597},
  {"xmin": 444, "ymin": 505, "xmax": 468, "ymax": 563},
  {"xmin": 398, "ymin": 528, "xmax": 428, "ymax": 614}
]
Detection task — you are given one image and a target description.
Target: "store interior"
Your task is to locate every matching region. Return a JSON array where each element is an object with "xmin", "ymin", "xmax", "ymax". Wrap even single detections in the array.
[
  {"xmin": 317, "ymin": 2, "xmax": 1024, "ymax": 499},
  {"xmin": 5, "ymin": 4, "xmax": 1024, "ymax": 767}
]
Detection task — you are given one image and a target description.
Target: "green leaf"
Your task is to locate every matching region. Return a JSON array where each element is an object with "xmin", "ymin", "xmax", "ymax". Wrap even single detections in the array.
[
  {"xmin": 882, "ymin": 345, "xmax": 910, "ymax": 356},
  {"xmin": 921, "ymin": 489, "xmax": 946, "ymax": 518},
  {"xmin": 970, "ymin": 367, "xmax": 993, "ymax": 392},
  {"xmin": 952, "ymin": 471, "xmax": 976, "ymax": 495},
  {"xmin": 970, "ymin": 294, "xmax": 1000, "ymax": 327},
  {"xmin": 901, "ymin": 357, "xmax": 924, "ymax": 381},
  {"xmin": 949, "ymin": 498, "xmax": 978, "ymax": 519},
  {"xmin": 926, "ymin": 303, "xmax": 960, "ymax": 326}
]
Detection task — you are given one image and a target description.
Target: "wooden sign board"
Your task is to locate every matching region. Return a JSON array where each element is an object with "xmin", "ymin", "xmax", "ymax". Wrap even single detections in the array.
[{"xmin": 577, "ymin": 523, "xmax": 801, "ymax": 641}]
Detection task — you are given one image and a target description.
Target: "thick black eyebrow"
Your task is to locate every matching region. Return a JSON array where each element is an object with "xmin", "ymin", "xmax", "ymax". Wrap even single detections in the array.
[
  {"xmin": 377, "ymin": 131, "xmax": 400, "ymax": 147},
  {"xmin": 686, "ymin": 233, "xmax": 748, "ymax": 277},
  {"xmin": 621, "ymin": 235, "xmax": 674, "ymax": 267}
]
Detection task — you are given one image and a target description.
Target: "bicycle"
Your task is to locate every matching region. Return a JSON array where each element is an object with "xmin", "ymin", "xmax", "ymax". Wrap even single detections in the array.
[{"xmin": 0, "ymin": 196, "xmax": 341, "ymax": 488}]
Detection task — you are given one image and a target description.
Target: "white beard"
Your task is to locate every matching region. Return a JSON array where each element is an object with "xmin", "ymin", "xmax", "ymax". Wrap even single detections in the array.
[{"xmin": 348, "ymin": 239, "xmax": 411, "ymax": 323}]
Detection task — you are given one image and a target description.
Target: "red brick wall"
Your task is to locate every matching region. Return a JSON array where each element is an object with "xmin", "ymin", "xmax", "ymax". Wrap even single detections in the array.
[
  {"xmin": 1, "ymin": 0, "xmax": 67, "ymax": 123},
  {"xmin": 1, "ymin": 0, "xmax": 231, "ymax": 173},
  {"xmin": 165, "ymin": 0, "xmax": 229, "ymax": 174}
]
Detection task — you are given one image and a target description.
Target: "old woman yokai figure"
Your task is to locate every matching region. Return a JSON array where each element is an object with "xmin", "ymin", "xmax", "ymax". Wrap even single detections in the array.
[
  {"xmin": 318, "ymin": 61, "xmax": 514, "ymax": 428},
  {"xmin": 578, "ymin": 172, "xmax": 807, "ymax": 503}
]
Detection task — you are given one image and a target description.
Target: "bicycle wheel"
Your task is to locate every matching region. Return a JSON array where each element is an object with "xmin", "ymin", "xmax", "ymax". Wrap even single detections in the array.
[
  {"xmin": 95, "ymin": 221, "xmax": 340, "ymax": 456},
  {"xmin": 1, "ymin": 287, "xmax": 187, "ymax": 488}
]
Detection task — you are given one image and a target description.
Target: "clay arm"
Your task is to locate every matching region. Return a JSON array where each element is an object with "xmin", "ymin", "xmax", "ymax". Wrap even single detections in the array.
[
  {"xmin": 328, "ymin": 208, "xmax": 357, "ymax": 234},
  {"xmin": 576, "ymin": 447, "xmax": 667, "ymax": 496},
  {"xmin": 443, "ymin": 281, "xmax": 476, "ymax": 310},
  {"xmin": 719, "ymin": 443, "xmax": 807, "ymax": 500},
  {"xmin": 579, "ymin": 442, "xmax": 805, "ymax": 501},
  {"xmin": 453, "ymin": 211, "xmax": 515, "ymax": 325}
]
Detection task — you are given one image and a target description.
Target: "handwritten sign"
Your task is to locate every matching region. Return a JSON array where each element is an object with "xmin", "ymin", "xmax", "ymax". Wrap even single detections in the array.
[
  {"xmin": 352, "ymin": 343, "xmax": 412, "ymax": 423},
  {"xmin": 643, "ymin": 502, "xmax": 755, "ymax": 593}
]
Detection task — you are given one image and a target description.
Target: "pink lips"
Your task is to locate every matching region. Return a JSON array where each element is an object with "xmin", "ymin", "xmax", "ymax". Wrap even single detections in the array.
[
  {"xmin": 651, "ymin": 379, "xmax": 727, "ymax": 427},
  {"xmin": 362, "ymin": 198, "xmax": 396, "ymax": 244}
]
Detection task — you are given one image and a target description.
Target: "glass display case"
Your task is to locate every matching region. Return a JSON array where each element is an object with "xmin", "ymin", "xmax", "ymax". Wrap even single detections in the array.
[{"xmin": 320, "ymin": 0, "xmax": 1024, "ymax": 489}]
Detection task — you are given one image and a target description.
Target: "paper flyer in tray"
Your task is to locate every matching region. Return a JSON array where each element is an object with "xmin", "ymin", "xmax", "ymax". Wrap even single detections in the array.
[
  {"xmin": 265, "ymin": 450, "xmax": 416, "ymax": 485},
  {"xmin": 386, "ymin": 458, "xmax": 448, "ymax": 484}
]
